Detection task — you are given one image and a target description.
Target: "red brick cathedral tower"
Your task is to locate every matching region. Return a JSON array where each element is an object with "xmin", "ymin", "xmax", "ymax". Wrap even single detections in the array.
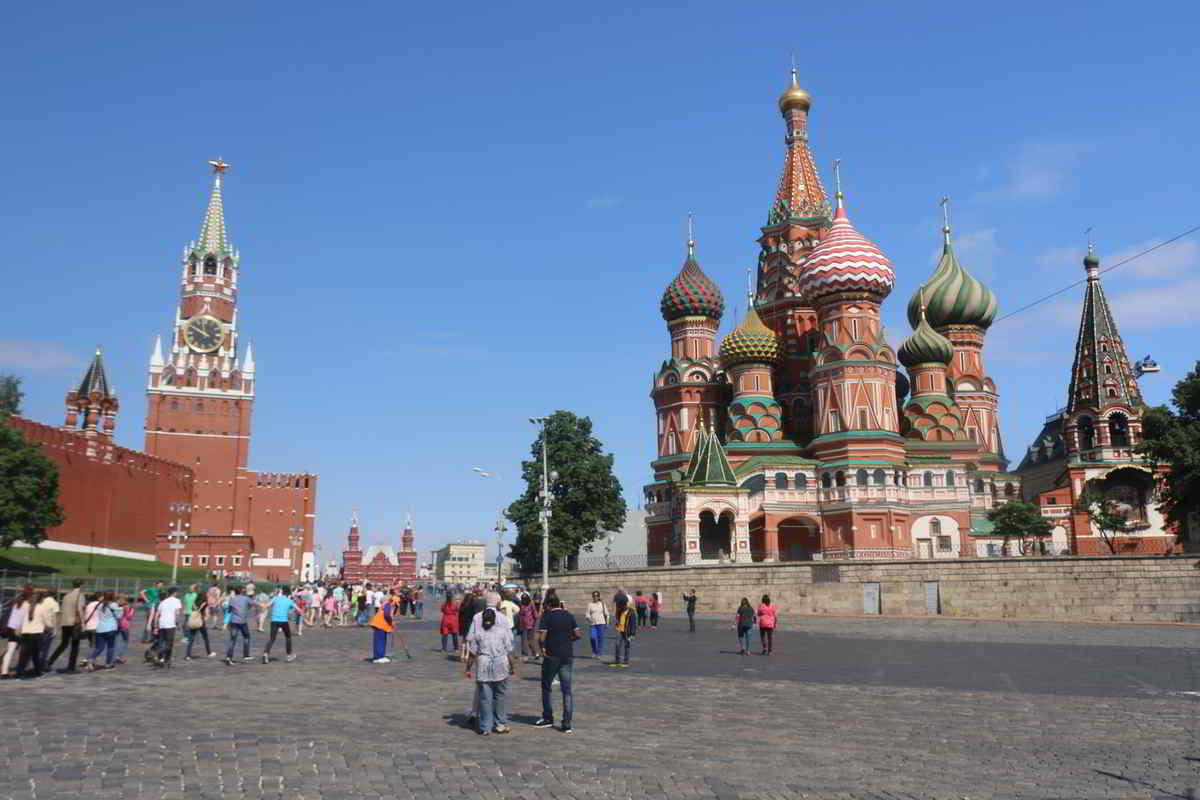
[{"xmin": 144, "ymin": 161, "xmax": 317, "ymax": 580}]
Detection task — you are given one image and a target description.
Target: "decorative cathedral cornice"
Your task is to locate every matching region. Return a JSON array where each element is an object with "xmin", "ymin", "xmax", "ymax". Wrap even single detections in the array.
[{"xmin": 1066, "ymin": 245, "xmax": 1143, "ymax": 414}]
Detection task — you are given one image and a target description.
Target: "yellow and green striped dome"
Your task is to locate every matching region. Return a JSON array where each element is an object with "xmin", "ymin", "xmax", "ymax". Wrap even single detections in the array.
[
  {"xmin": 898, "ymin": 313, "xmax": 954, "ymax": 368},
  {"xmin": 719, "ymin": 307, "xmax": 780, "ymax": 367}
]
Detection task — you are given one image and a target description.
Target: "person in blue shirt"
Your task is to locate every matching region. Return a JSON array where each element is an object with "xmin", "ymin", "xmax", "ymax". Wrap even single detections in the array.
[{"xmin": 262, "ymin": 586, "xmax": 297, "ymax": 663}]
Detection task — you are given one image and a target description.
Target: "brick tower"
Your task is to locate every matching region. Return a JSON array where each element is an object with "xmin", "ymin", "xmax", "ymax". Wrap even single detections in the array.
[
  {"xmin": 64, "ymin": 348, "xmax": 119, "ymax": 459},
  {"xmin": 144, "ymin": 160, "xmax": 317, "ymax": 580}
]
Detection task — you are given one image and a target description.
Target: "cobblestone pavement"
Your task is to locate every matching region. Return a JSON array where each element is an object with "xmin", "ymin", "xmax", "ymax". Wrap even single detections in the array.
[{"xmin": 1, "ymin": 615, "xmax": 1197, "ymax": 799}]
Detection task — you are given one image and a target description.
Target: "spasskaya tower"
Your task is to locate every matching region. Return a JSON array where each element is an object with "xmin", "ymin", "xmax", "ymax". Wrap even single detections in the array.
[{"xmin": 144, "ymin": 160, "xmax": 318, "ymax": 581}]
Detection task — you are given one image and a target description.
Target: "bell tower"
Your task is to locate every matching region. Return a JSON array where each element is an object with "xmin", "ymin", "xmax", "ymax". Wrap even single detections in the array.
[{"xmin": 144, "ymin": 159, "xmax": 255, "ymax": 536}]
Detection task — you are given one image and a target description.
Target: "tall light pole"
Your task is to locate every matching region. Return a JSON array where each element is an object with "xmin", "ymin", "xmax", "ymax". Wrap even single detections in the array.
[
  {"xmin": 494, "ymin": 513, "xmax": 507, "ymax": 586},
  {"xmin": 288, "ymin": 527, "xmax": 303, "ymax": 584},
  {"xmin": 529, "ymin": 417, "xmax": 557, "ymax": 592},
  {"xmin": 167, "ymin": 503, "xmax": 191, "ymax": 583}
]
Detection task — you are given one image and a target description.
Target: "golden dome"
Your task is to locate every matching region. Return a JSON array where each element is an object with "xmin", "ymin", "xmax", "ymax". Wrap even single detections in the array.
[{"xmin": 778, "ymin": 69, "xmax": 811, "ymax": 113}]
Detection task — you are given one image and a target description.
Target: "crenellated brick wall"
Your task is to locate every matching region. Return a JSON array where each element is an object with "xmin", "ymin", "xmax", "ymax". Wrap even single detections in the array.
[{"xmin": 542, "ymin": 555, "xmax": 1200, "ymax": 624}]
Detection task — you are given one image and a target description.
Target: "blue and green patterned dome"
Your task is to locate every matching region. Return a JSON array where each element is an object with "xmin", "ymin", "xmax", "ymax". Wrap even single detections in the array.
[{"xmin": 906, "ymin": 228, "xmax": 997, "ymax": 330}]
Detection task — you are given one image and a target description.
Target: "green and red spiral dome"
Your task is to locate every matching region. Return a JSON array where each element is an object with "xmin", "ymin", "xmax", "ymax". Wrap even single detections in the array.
[{"xmin": 661, "ymin": 256, "xmax": 725, "ymax": 322}]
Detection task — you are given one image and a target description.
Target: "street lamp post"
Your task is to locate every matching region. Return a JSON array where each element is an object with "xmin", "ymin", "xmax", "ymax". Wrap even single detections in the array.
[
  {"xmin": 529, "ymin": 417, "xmax": 557, "ymax": 592},
  {"xmin": 288, "ymin": 527, "xmax": 303, "ymax": 584},
  {"xmin": 494, "ymin": 513, "xmax": 507, "ymax": 586},
  {"xmin": 167, "ymin": 503, "xmax": 191, "ymax": 583}
]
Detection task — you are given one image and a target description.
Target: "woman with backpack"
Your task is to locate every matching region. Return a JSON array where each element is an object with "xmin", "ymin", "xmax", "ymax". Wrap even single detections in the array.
[
  {"xmin": 84, "ymin": 592, "xmax": 121, "ymax": 670},
  {"xmin": 185, "ymin": 592, "xmax": 214, "ymax": 659},
  {"xmin": 757, "ymin": 594, "xmax": 778, "ymax": 655},
  {"xmin": 734, "ymin": 598, "xmax": 756, "ymax": 655}
]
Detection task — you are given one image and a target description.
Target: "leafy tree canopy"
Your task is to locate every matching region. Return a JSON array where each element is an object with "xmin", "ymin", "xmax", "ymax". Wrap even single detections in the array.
[
  {"xmin": 1073, "ymin": 486, "xmax": 1129, "ymax": 554},
  {"xmin": 986, "ymin": 500, "xmax": 1052, "ymax": 544},
  {"xmin": 0, "ymin": 423, "xmax": 65, "ymax": 549},
  {"xmin": 0, "ymin": 374, "xmax": 23, "ymax": 418},
  {"xmin": 1137, "ymin": 360, "xmax": 1200, "ymax": 540},
  {"xmin": 506, "ymin": 410, "xmax": 625, "ymax": 573}
]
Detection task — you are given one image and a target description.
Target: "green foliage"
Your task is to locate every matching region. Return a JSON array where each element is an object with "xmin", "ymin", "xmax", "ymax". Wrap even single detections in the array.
[
  {"xmin": 1074, "ymin": 486, "xmax": 1129, "ymax": 555},
  {"xmin": 0, "ymin": 423, "xmax": 65, "ymax": 548},
  {"xmin": 0, "ymin": 547, "xmax": 209, "ymax": 580},
  {"xmin": 1137, "ymin": 361, "xmax": 1200, "ymax": 540},
  {"xmin": 506, "ymin": 411, "xmax": 625, "ymax": 573},
  {"xmin": 0, "ymin": 374, "xmax": 22, "ymax": 418},
  {"xmin": 986, "ymin": 500, "xmax": 1052, "ymax": 550}
]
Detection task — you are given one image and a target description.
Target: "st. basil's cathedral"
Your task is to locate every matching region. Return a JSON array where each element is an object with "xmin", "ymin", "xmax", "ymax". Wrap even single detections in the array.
[{"xmin": 643, "ymin": 72, "xmax": 1181, "ymax": 562}]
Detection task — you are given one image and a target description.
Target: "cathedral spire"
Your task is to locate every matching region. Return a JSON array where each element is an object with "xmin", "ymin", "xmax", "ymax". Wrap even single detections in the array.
[
  {"xmin": 77, "ymin": 348, "xmax": 113, "ymax": 399},
  {"xmin": 768, "ymin": 69, "xmax": 830, "ymax": 224},
  {"xmin": 196, "ymin": 158, "xmax": 232, "ymax": 256},
  {"xmin": 1066, "ymin": 245, "xmax": 1142, "ymax": 415}
]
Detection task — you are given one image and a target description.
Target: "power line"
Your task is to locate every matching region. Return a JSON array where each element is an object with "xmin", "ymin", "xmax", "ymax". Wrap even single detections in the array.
[{"xmin": 993, "ymin": 224, "xmax": 1200, "ymax": 325}]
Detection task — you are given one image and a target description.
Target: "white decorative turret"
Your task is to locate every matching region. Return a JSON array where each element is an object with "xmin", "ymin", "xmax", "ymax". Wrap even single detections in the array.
[{"xmin": 242, "ymin": 342, "xmax": 255, "ymax": 374}]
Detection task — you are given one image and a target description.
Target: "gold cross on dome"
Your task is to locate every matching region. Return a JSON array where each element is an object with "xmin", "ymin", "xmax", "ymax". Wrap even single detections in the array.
[{"xmin": 208, "ymin": 158, "xmax": 231, "ymax": 175}]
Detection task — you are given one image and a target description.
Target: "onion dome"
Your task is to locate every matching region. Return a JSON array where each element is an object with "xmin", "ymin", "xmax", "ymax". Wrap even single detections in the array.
[
  {"xmin": 799, "ymin": 193, "xmax": 895, "ymax": 303},
  {"xmin": 661, "ymin": 241, "xmax": 725, "ymax": 322},
  {"xmin": 778, "ymin": 67, "xmax": 812, "ymax": 113},
  {"xmin": 906, "ymin": 227, "xmax": 997, "ymax": 330},
  {"xmin": 719, "ymin": 307, "xmax": 780, "ymax": 367},
  {"xmin": 898, "ymin": 311, "xmax": 954, "ymax": 368}
]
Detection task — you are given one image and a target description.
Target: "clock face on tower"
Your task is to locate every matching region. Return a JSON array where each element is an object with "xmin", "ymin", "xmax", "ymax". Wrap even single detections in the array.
[{"xmin": 184, "ymin": 315, "xmax": 224, "ymax": 353}]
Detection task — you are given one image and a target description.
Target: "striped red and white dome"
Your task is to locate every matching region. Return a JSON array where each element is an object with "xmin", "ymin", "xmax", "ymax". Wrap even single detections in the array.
[{"xmin": 799, "ymin": 198, "xmax": 895, "ymax": 302}]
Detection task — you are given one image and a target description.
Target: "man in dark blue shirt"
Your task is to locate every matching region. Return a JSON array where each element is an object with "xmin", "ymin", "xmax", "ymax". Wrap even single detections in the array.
[{"xmin": 535, "ymin": 596, "xmax": 580, "ymax": 733}]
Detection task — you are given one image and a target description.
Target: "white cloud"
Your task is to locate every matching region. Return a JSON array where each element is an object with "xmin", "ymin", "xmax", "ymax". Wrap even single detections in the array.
[
  {"xmin": 952, "ymin": 228, "xmax": 1000, "ymax": 277},
  {"xmin": 1107, "ymin": 238, "xmax": 1199, "ymax": 278},
  {"xmin": 0, "ymin": 340, "xmax": 83, "ymax": 373},
  {"xmin": 1110, "ymin": 277, "xmax": 1200, "ymax": 330},
  {"xmin": 976, "ymin": 138, "xmax": 1097, "ymax": 203}
]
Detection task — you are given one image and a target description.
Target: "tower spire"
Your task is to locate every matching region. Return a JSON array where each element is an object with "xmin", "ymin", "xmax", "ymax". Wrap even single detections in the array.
[
  {"xmin": 769, "ymin": 68, "xmax": 829, "ymax": 224},
  {"xmin": 1066, "ymin": 244, "xmax": 1142, "ymax": 415},
  {"xmin": 197, "ymin": 158, "xmax": 232, "ymax": 256}
]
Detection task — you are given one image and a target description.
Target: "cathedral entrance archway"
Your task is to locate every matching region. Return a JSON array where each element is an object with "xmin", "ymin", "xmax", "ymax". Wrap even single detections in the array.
[
  {"xmin": 777, "ymin": 516, "xmax": 820, "ymax": 561},
  {"xmin": 699, "ymin": 509, "xmax": 733, "ymax": 560}
]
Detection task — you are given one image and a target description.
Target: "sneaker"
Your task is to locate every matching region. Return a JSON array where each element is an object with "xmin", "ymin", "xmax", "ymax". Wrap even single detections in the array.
[
  {"xmin": 224, "ymin": 657, "xmax": 234, "ymax": 666},
  {"xmin": 286, "ymin": 654, "xmax": 296, "ymax": 663},
  {"xmin": 185, "ymin": 656, "xmax": 192, "ymax": 661},
  {"xmin": 208, "ymin": 652, "xmax": 217, "ymax": 658},
  {"xmin": 372, "ymin": 657, "xmax": 389, "ymax": 664},
  {"xmin": 262, "ymin": 653, "xmax": 270, "ymax": 664},
  {"xmin": 242, "ymin": 656, "xmax": 254, "ymax": 663},
  {"xmin": 477, "ymin": 730, "xmax": 489, "ymax": 736},
  {"xmin": 493, "ymin": 725, "xmax": 511, "ymax": 734},
  {"xmin": 561, "ymin": 724, "xmax": 573, "ymax": 734},
  {"xmin": 533, "ymin": 718, "xmax": 554, "ymax": 728},
  {"xmin": 608, "ymin": 662, "xmax": 621, "ymax": 667},
  {"xmin": 620, "ymin": 663, "xmax": 630, "ymax": 668}
]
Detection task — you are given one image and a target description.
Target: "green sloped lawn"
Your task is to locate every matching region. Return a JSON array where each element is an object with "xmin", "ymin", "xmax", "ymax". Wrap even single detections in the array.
[{"xmin": 0, "ymin": 547, "xmax": 209, "ymax": 580}]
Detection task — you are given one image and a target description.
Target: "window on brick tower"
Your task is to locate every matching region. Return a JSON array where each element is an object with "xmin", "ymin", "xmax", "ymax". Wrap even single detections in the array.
[
  {"xmin": 930, "ymin": 518, "xmax": 942, "ymax": 535},
  {"xmin": 204, "ymin": 255, "xmax": 217, "ymax": 275},
  {"xmin": 267, "ymin": 548, "xmax": 274, "ymax": 558}
]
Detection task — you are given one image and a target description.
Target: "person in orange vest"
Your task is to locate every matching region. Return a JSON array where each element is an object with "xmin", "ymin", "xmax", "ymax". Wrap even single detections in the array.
[{"xmin": 369, "ymin": 593, "xmax": 395, "ymax": 664}]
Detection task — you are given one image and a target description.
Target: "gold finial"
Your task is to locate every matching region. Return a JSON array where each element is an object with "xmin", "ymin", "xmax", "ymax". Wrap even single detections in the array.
[
  {"xmin": 687, "ymin": 211, "xmax": 695, "ymax": 258},
  {"xmin": 778, "ymin": 62, "xmax": 811, "ymax": 113},
  {"xmin": 208, "ymin": 158, "xmax": 231, "ymax": 175}
]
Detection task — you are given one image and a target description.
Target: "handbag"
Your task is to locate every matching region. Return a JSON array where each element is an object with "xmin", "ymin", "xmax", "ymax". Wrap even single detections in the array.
[{"xmin": 187, "ymin": 610, "xmax": 204, "ymax": 630}]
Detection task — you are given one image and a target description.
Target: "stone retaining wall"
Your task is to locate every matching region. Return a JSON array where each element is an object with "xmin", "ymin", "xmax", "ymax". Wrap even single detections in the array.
[{"xmin": 541, "ymin": 555, "xmax": 1200, "ymax": 623}]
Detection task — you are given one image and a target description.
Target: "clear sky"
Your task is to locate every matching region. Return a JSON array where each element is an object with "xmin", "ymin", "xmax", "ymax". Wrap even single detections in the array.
[{"xmin": 5, "ymin": 2, "xmax": 1198, "ymax": 562}]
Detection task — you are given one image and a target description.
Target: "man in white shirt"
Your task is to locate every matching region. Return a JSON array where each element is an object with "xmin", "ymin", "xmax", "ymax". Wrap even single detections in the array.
[{"xmin": 151, "ymin": 587, "xmax": 183, "ymax": 668}]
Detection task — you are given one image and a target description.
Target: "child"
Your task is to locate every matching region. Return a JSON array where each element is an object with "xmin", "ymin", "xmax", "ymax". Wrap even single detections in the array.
[
  {"xmin": 610, "ymin": 597, "xmax": 637, "ymax": 667},
  {"xmin": 634, "ymin": 591, "xmax": 648, "ymax": 627}
]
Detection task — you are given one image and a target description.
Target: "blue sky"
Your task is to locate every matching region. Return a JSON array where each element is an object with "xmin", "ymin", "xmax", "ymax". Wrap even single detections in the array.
[{"xmin": 5, "ymin": 2, "xmax": 1198, "ymax": 561}]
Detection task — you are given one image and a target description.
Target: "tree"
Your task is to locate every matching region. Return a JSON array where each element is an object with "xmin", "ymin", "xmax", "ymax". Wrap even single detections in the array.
[
  {"xmin": 0, "ymin": 423, "xmax": 65, "ymax": 549},
  {"xmin": 1137, "ymin": 360, "xmax": 1200, "ymax": 543},
  {"xmin": 986, "ymin": 500, "xmax": 1052, "ymax": 555},
  {"xmin": 506, "ymin": 410, "xmax": 625, "ymax": 574},
  {"xmin": 1074, "ymin": 486, "xmax": 1129, "ymax": 555},
  {"xmin": 0, "ymin": 374, "xmax": 23, "ymax": 418}
]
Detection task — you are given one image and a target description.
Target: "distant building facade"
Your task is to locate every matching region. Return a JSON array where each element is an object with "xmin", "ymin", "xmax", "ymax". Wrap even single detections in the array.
[
  {"xmin": 340, "ymin": 512, "xmax": 418, "ymax": 584},
  {"xmin": 434, "ymin": 541, "xmax": 486, "ymax": 583}
]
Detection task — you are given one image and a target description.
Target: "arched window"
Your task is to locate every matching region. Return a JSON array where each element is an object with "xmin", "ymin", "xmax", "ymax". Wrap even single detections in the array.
[
  {"xmin": 1104, "ymin": 364, "xmax": 1113, "ymax": 375},
  {"xmin": 835, "ymin": 471, "xmax": 846, "ymax": 487},
  {"xmin": 930, "ymin": 518, "xmax": 942, "ymax": 535},
  {"xmin": 946, "ymin": 471, "xmax": 955, "ymax": 487},
  {"xmin": 774, "ymin": 472, "xmax": 789, "ymax": 490},
  {"xmin": 894, "ymin": 471, "xmax": 904, "ymax": 486},
  {"xmin": 821, "ymin": 472, "xmax": 832, "ymax": 488},
  {"xmin": 1078, "ymin": 416, "xmax": 1095, "ymax": 450},
  {"xmin": 195, "ymin": 401, "xmax": 203, "ymax": 412},
  {"xmin": 170, "ymin": 400, "xmax": 179, "ymax": 412},
  {"xmin": 1109, "ymin": 413, "xmax": 1130, "ymax": 447},
  {"xmin": 1005, "ymin": 482, "xmax": 1016, "ymax": 497},
  {"xmin": 204, "ymin": 255, "xmax": 217, "ymax": 275},
  {"xmin": 855, "ymin": 469, "xmax": 868, "ymax": 487},
  {"xmin": 1107, "ymin": 388, "xmax": 1118, "ymax": 398},
  {"xmin": 794, "ymin": 473, "xmax": 808, "ymax": 489},
  {"xmin": 974, "ymin": 478, "xmax": 984, "ymax": 494},
  {"xmin": 923, "ymin": 471, "xmax": 934, "ymax": 487},
  {"xmin": 873, "ymin": 469, "xmax": 886, "ymax": 486}
]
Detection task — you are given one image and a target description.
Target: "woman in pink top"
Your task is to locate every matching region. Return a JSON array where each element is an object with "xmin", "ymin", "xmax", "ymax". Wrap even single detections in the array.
[{"xmin": 756, "ymin": 594, "xmax": 777, "ymax": 655}]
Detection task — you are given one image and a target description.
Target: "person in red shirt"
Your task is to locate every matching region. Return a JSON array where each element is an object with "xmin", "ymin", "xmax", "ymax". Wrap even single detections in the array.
[
  {"xmin": 439, "ymin": 594, "xmax": 460, "ymax": 653},
  {"xmin": 756, "ymin": 594, "xmax": 778, "ymax": 655}
]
